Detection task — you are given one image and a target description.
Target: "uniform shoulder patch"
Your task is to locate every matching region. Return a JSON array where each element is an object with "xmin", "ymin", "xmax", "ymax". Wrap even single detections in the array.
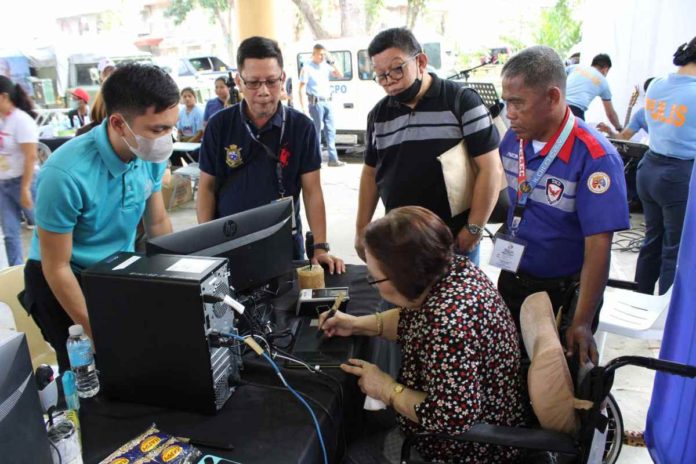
[
  {"xmin": 575, "ymin": 127, "xmax": 607, "ymax": 159},
  {"xmin": 587, "ymin": 171, "xmax": 611, "ymax": 194}
]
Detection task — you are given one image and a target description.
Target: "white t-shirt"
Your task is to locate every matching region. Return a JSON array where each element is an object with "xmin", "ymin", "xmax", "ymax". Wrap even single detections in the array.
[{"xmin": 0, "ymin": 109, "xmax": 38, "ymax": 179}]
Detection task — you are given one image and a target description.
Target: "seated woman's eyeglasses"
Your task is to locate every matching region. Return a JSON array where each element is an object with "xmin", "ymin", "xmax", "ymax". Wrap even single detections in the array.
[
  {"xmin": 373, "ymin": 55, "xmax": 419, "ymax": 85},
  {"xmin": 366, "ymin": 274, "xmax": 390, "ymax": 286},
  {"xmin": 241, "ymin": 75, "xmax": 283, "ymax": 90}
]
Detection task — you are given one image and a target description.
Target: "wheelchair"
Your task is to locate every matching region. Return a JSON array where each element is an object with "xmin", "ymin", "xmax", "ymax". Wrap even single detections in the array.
[{"xmin": 399, "ymin": 292, "xmax": 696, "ymax": 464}]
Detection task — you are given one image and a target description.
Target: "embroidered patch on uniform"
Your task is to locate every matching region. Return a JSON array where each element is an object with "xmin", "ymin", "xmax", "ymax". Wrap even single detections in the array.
[
  {"xmin": 587, "ymin": 172, "xmax": 611, "ymax": 194},
  {"xmin": 545, "ymin": 178, "xmax": 565, "ymax": 204},
  {"xmin": 279, "ymin": 144, "xmax": 291, "ymax": 168},
  {"xmin": 225, "ymin": 144, "xmax": 243, "ymax": 168}
]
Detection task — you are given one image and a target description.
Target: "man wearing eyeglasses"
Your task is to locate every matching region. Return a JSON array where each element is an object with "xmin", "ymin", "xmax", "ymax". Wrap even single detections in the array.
[
  {"xmin": 299, "ymin": 44, "xmax": 345, "ymax": 167},
  {"xmin": 355, "ymin": 28, "xmax": 504, "ymax": 265},
  {"xmin": 197, "ymin": 36, "xmax": 345, "ymax": 274}
]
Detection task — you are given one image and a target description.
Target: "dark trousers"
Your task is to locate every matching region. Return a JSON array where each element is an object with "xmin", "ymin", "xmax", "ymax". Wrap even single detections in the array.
[
  {"xmin": 569, "ymin": 104, "xmax": 585, "ymax": 120},
  {"xmin": 498, "ymin": 270, "xmax": 602, "ymax": 358},
  {"xmin": 635, "ymin": 151, "xmax": 693, "ymax": 294},
  {"xmin": 23, "ymin": 259, "xmax": 79, "ymax": 373}
]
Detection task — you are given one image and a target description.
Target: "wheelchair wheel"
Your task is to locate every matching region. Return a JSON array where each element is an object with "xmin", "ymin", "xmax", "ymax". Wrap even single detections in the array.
[{"xmin": 603, "ymin": 393, "xmax": 624, "ymax": 464}]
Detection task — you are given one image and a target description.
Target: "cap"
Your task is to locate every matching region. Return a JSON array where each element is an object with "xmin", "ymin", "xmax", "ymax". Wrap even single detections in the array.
[
  {"xmin": 68, "ymin": 324, "xmax": 84, "ymax": 337},
  {"xmin": 70, "ymin": 88, "xmax": 90, "ymax": 103},
  {"xmin": 98, "ymin": 58, "xmax": 115, "ymax": 74}
]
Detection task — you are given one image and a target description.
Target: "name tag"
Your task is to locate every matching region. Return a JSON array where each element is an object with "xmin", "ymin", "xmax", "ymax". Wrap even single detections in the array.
[{"xmin": 489, "ymin": 233, "xmax": 527, "ymax": 272}]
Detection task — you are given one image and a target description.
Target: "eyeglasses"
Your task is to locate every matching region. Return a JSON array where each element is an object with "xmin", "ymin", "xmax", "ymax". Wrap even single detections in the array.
[
  {"xmin": 366, "ymin": 274, "xmax": 390, "ymax": 287},
  {"xmin": 240, "ymin": 75, "xmax": 283, "ymax": 90},
  {"xmin": 373, "ymin": 55, "xmax": 419, "ymax": 85}
]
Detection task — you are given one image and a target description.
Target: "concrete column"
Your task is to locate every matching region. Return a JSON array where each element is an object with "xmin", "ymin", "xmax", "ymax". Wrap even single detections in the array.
[{"xmin": 236, "ymin": 0, "xmax": 280, "ymax": 42}]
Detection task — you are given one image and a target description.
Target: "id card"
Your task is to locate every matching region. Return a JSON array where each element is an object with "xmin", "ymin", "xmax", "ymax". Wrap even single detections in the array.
[{"xmin": 489, "ymin": 233, "xmax": 527, "ymax": 273}]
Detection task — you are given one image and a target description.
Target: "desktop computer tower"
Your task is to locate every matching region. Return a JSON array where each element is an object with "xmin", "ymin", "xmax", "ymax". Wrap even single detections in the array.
[
  {"xmin": 82, "ymin": 252, "xmax": 242, "ymax": 414},
  {"xmin": 0, "ymin": 332, "xmax": 53, "ymax": 463}
]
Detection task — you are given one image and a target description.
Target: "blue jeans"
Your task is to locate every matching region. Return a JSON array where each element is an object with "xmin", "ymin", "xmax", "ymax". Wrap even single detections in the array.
[
  {"xmin": 635, "ymin": 151, "xmax": 693, "ymax": 294},
  {"xmin": 0, "ymin": 176, "xmax": 28, "ymax": 266},
  {"xmin": 309, "ymin": 101, "xmax": 339, "ymax": 163}
]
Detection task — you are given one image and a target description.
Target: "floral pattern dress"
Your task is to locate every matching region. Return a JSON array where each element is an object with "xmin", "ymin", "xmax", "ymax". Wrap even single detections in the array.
[{"xmin": 396, "ymin": 255, "xmax": 525, "ymax": 463}]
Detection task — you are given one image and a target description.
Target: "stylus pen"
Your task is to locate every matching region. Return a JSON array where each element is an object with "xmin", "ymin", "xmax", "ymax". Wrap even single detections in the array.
[{"xmin": 317, "ymin": 308, "xmax": 337, "ymax": 332}]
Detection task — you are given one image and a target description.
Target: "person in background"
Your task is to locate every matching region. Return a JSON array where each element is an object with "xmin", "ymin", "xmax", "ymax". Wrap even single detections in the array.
[
  {"xmin": 299, "ymin": 44, "xmax": 345, "ymax": 167},
  {"xmin": 98, "ymin": 58, "xmax": 116, "ymax": 84},
  {"xmin": 75, "ymin": 91, "xmax": 107, "ymax": 136},
  {"xmin": 635, "ymin": 36, "xmax": 696, "ymax": 295},
  {"xmin": 566, "ymin": 53, "xmax": 622, "ymax": 131},
  {"xmin": 23, "ymin": 64, "xmax": 178, "ymax": 372},
  {"xmin": 597, "ymin": 77, "xmax": 655, "ymax": 140},
  {"xmin": 176, "ymin": 87, "xmax": 204, "ymax": 142},
  {"xmin": 67, "ymin": 88, "xmax": 91, "ymax": 130},
  {"xmin": 0, "ymin": 76, "xmax": 38, "ymax": 266},
  {"xmin": 203, "ymin": 77, "xmax": 230, "ymax": 124},
  {"xmin": 321, "ymin": 206, "xmax": 524, "ymax": 463}
]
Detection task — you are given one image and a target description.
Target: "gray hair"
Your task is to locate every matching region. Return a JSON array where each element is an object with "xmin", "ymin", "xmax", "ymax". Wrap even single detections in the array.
[{"xmin": 502, "ymin": 46, "xmax": 566, "ymax": 94}]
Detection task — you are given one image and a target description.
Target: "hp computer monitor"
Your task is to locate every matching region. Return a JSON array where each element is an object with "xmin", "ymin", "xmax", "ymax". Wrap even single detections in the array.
[
  {"xmin": 0, "ymin": 332, "xmax": 53, "ymax": 463},
  {"xmin": 146, "ymin": 198, "xmax": 294, "ymax": 293}
]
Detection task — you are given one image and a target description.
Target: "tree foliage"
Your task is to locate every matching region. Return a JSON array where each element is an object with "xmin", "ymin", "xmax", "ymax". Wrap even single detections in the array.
[
  {"xmin": 535, "ymin": 0, "xmax": 582, "ymax": 57},
  {"xmin": 165, "ymin": 0, "xmax": 236, "ymax": 62}
]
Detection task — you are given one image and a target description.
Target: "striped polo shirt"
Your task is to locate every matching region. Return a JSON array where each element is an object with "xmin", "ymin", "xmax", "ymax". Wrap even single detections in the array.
[{"xmin": 364, "ymin": 74, "xmax": 500, "ymax": 234}]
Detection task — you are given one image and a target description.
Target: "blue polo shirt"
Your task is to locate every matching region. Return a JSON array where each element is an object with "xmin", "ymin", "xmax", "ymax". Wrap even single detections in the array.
[
  {"xmin": 299, "ymin": 60, "xmax": 333, "ymax": 98},
  {"xmin": 627, "ymin": 107, "xmax": 649, "ymax": 134},
  {"xmin": 199, "ymin": 101, "xmax": 321, "ymax": 222},
  {"xmin": 566, "ymin": 65, "xmax": 612, "ymax": 111},
  {"xmin": 499, "ymin": 112, "xmax": 629, "ymax": 278},
  {"xmin": 644, "ymin": 73, "xmax": 696, "ymax": 160},
  {"xmin": 28, "ymin": 119, "xmax": 166, "ymax": 271},
  {"xmin": 203, "ymin": 97, "xmax": 226, "ymax": 122},
  {"xmin": 177, "ymin": 105, "xmax": 204, "ymax": 137}
]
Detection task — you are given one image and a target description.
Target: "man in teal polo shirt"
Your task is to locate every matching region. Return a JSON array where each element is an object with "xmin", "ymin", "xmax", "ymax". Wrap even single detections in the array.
[{"xmin": 23, "ymin": 64, "xmax": 180, "ymax": 372}]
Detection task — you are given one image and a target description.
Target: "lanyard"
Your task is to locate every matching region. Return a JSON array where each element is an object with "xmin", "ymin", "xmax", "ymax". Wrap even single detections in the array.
[
  {"xmin": 510, "ymin": 111, "xmax": 575, "ymax": 235},
  {"xmin": 242, "ymin": 104, "xmax": 287, "ymax": 198}
]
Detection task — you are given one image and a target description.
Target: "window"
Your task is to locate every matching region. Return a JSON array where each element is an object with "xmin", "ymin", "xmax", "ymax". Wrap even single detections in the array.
[
  {"xmin": 75, "ymin": 64, "xmax": 99, "ymax": 86},
  {"xmin": 210, "ymin": 57, "xmax": 230, "ymax": 71},
  {"xmin": 296, "ymin": 50, "xmax": 352, "ymax": 81},
  {"xmin": 357, "ymin": 50, "xmax": 374, "ymax": 81},
  {"xmin": 178, "ymin": 59, "xmax": 193, "ymax": 77},
  {"xmin": 189, "ymin": 58, "xmax": 212, "ymax": 72}
]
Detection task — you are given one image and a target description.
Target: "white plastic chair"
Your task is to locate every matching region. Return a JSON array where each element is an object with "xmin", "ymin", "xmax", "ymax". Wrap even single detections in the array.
[{"xmin": 596, "ymin": 286, "xmax": 672, "ymax": 362}]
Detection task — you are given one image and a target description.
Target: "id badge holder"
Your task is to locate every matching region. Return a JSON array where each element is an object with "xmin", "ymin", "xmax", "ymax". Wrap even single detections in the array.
[{"xmin": 489, "ymin": 232, "xmax": 527, "ymax": 273}]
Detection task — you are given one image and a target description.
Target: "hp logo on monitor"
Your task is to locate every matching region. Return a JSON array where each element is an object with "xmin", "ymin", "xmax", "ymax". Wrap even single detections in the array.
[{"xmin": 223, "ymin": 220, "xmax": 238, "ymax": 237}]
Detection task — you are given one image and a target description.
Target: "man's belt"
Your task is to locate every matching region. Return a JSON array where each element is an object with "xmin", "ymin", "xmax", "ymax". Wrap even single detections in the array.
[
  {"xmin": 509, "ymin": 270, "xmax": 579, "ymax": 291},
  {"xmin": 307, "ymin": 95, "xmax": 331, "ymax": 104}
]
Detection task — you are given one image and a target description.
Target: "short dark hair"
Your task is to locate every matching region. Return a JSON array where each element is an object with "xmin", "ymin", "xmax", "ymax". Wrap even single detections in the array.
[
  {"xmin": 180, "ymin": 87, "xmax": 196, "ymax": 97},
  {"xmin": 368, "ymin": 27, "xmax": 421, "ymax": 58},
  {"xmin": 313, "ymin": 43, "xmax": 325, "ymax": 51},
  {"xmin": 364, "ymin": 206, "xmax": 453, "ymax": 300},
  {"xmin": 591, "ymin": 53, "xmax": 612, "ymax": 69},
  {"xmin": 214, "ymin": 77, "xmax": 227, "ymax": 85},
  {"xmin": 236, "ymin": 36, "xmax": 283, "ymax": 70},
  {"xmin": 643, "ymin": 77, "xmax": 655, "ymax": 92},
  {"xmin": 101, "ymin": 64, "xmax": 179, "ymax": 117},
  {"xmin": 502, "ymin": 46, "xmax": 566, "ymax": 94},
  {"xmin": 673, "ymin": 36, "xmax": 696, "ymax": 66}
]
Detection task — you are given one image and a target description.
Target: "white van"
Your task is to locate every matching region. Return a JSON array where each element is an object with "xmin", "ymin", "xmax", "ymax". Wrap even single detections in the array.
[{"xmin": 286, "ymin": 37, "xmax": 447, "ymax": 152}]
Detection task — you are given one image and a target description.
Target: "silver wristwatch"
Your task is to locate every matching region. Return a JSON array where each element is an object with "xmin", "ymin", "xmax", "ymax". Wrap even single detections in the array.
[{"xmin": 466, "ymin": 224, "xmax": 485, "ymax": 236}]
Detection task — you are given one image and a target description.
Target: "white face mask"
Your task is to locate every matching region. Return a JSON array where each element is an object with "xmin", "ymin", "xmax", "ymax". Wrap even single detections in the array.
[{"xmin": 121, "ymin": 119, "xmax": 173, "ymax": 163}]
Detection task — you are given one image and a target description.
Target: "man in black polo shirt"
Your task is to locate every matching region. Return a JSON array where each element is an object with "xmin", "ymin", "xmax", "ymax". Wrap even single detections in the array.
[
  {"xmin": 355, "ymin": 28, "xmax": 504, "ymax": 265},
  {"xmin": 197, "ymin": 36, "xmax": 344, "ymax": 273}
]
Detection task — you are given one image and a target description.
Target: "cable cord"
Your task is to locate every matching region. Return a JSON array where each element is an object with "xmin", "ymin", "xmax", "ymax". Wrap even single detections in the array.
[{"xmin": 221, "ymin": 332, "xmax": 329, "ymax": 464}]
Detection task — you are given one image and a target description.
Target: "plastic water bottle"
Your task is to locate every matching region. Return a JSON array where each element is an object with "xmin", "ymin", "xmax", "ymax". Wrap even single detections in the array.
[{"xmin": 66, "ymin": 325, "xmax": 100, "ymax": 398}]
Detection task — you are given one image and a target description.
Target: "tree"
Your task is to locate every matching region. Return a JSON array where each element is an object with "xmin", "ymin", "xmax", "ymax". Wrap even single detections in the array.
[
  {"xmin": 291, "ymin": 0, "xmax": 332, "ymax": 39},
  {"xmin": 535, "ymin": 0, "xmax": 582, "ymax": 58},
  {"xmin": 364, "ymin": 0, "xmax": 385, "ymax": 34},
  {"xmin": 406, "ymin": 0, "xmax": 426, "ymax": 30},
  {"xmin": 165, "ymin": 0, "xmax": 236, "ymax": 63}
]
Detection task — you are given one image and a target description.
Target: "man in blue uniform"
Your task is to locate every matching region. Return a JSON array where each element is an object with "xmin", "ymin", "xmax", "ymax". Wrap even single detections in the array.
[
  {"xmin": 566, "ymin": 53, "xmax": 622, "ymax": 132},
  {"xmin": 197, "ymin": 36, "xmax": 344, "ymax": 273},
  {"xmin": 496, "ymin": 46, "xmax": 630, "ymax": 363},
  {"xmin": 635, "ymin": 37, "xmax": 696, "ymax": 295},
  {"xmin": 299, "ymin": 44, "xmax": 345, "ymax": 167},
  {"xmin": 23, "ymin": 64, "xmax": 179, "ymax": 372}
]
